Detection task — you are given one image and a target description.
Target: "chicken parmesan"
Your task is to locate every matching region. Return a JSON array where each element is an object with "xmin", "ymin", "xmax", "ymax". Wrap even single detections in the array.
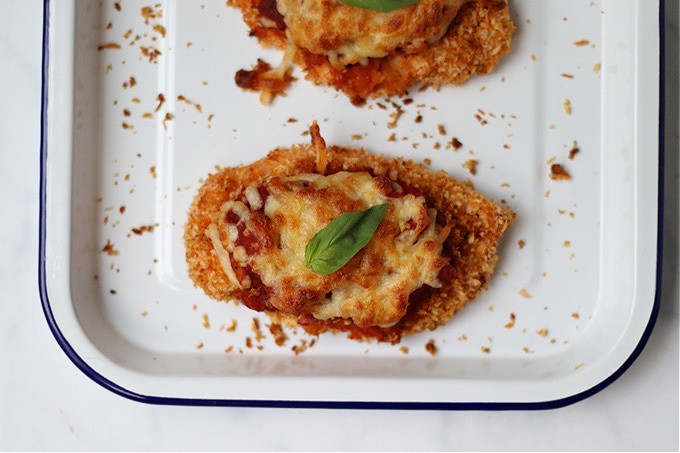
[
  {"xmin": 229, "ymin": 0, "xmax": 515, "ymax": 105},
  {"xmin": 184, "ymin": 122, "xmax": 514, "ymax": 343}
]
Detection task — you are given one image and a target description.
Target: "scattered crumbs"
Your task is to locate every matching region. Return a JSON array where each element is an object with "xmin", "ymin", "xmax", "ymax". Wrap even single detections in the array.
[
  {"xmin": 351, "ymin": 134, "xmax": 363, "ymax": 140},
  {"xmin": 518, "ymin": 239, "xmax": 526, "ymax": 249},
  {"xmin": 562, "ymin": 99, "xmax": 572, "ymax": 115},
  {"xmin": 518, "ymin": 288, "xmax": 532, "ymax": 299},
  {"xmin": 149, "ymin": 166, "xmax": 157, "ymax": 179},
  {"xmin": 536, "ymin": 328, "xmax": 548, "ymax": 337},
  {"xmin": 123, "ymin": 76, "xmax": 137, "ymax": 89},
  {"xmin": 153, "ymin": 24, "xmax": 166, "ymax": 37},
  {"xmin": 437, "ymin": 124, "xmax": 446, "ymax": 136},
  {"xmin": 568, "ymin": 140, "xmax": 580, "ymax": 159},
  {"xmin": 488, "ymin": 305, "xmax": 494, "ymax": 311},
  {"xmin": 549, "ymin": 163, "xmax": 571, "ymax": 181},
  {"xmin": 474, "ymin": 111, "xmax": 488, "ymax": 126},
  {"xmin": 131, "ymin": 224, "xmax": 155, "ymax": 235},
  {"xmin": 162, "ymin": 112, "xmax": 174, "ymax": 130},
  {"xmin": 399, "ymin": 346, "xmax": 409, "ymax": 355},
  {"xmin": 139, "ymin": 46, "xmax": 162, "ymax": 63},
  {"xmin": 530, "ymin": 54, "xmax": 536, "ymax": 62},
  {"xmin": 154, "ymin": 93, "xmax": 166, "ymax": 112},
  {"xmin": 292, "ymin": 338, "xmax": 315, "ymax": 355},
  {"xmin": 141, "ymin": 4, "xmax": 163, "ymax": 24},
  {"xmin": 141, "ymin": 310, "xmax": 148, "ymax": 317},
  {"xmin": 573, "ymin": 39, "xmax": 590, "ymax": 46},
  {"xmin": 387, "ymin": 102, "xmax": 405, "ymax": 129},
  {"xmin": 102, "ymin": 239, "xmax": 119, "ymax": 256},
  {"xmin": 450, "ymin": 137, "xmax": 463, "ymax": 150},
  {"xmin": 462, "ymin": 159, "xmax": 477, "ymax": 175},
  {"xmin": 196, "ymin": 342, "xmax": 204, "ymax": 349},
  {"xmin": 224, "ymin": 345, "xmax": 234, "ymax": 353},
  {"xmin": 481, "ymin": 346, "xmax": 491, "ymax": 354},
  {"xmin": 226, "ymin": 319, "xmax": 238, "ymax": 332},
  {"xmin": 251, "ymin": 317, "xmax": 265, "ymax": 343},
  {"xmin": 98, "ymin": 42, "xmax": 121, "ymax": 51},
  {"xmin": 504, "ymin": 312, "xmax": 516, "ymax": 329},
  {"xmin": 563, "ymin": 240, "xmax": 571, "ymax": 247},
  {"xmin": 545, "ymin": 190, "xmax": 551, "ymax": 198},
  {"xmin": 202, "ymin": 313, "xmax": 210, "ymax": 329},
  {"xmin": 523, "ymin": 347, "xmax": 534, "ymax": 354},
  {"xmin": 177, "ymin": 94, "xmax": 203, "ymax": 113},
  {"xmin": 571, "ymin": 312, "xmax": 580, "ymax": 320},
  {"xmin": 109, "ymin": 289, "xmax": 117, "ymax": 295},
  {"xmin": 593, "ymin": 62, "xmax": 601, "ymax": 73},
  {"xmin": 561, "ymin": 73, "xmax": 574, "ymax": 79},
  {"xmin": 425, "ymin": 339, "xmax": 437, "ymax": 356},
  {"xmin": 268, "ymin": 323, "xmax": 288, "ymax": 346},
  {"xmin": 574, "ymin": 363, "xmax": 585, "ymax": 370}
]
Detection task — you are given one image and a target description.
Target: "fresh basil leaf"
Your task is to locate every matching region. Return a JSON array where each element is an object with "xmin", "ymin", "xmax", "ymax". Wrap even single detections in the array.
[
  {"xmin": 305, "ymin": 203, "xmax": 389, "ymax": 274},
  {"xmin": 339, "ymin": 0, "xmax": 418, "ymax": 13}
]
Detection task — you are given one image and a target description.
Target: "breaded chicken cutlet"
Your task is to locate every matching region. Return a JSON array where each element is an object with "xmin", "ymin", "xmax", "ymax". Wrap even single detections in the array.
[
  {"xmin": 184, "ymin": 123, "xmax": 514, "ymax": 344},
  {"xmin": 229, "ymin": 0, "xmax": 515, "ymax": 105}
]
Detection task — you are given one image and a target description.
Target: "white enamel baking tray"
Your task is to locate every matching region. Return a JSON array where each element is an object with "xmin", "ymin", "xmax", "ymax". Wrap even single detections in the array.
[{"xmin": 39, "ymin": 0, "xmax": 663, "ymax": 408}]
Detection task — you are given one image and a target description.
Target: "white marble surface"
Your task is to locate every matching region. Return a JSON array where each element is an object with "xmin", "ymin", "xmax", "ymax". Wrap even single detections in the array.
[{"xmin": 1, "ymin": 1, "xmax": 677, "ymax": 450}]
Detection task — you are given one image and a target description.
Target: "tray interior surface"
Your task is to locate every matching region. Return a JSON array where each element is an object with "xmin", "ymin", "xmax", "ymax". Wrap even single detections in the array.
[{"xmin": 42, "ymin": 0, "xmax": 659, "ymax": 403}]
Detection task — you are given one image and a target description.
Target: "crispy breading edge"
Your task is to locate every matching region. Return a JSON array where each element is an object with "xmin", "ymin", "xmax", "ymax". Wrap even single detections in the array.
[{"xmin": 183, "ymin": 140, "xmax": 515, "ymax": 343}]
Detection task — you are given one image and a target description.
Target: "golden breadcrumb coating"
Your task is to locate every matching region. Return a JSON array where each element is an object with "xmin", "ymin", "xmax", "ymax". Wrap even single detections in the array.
[{"xmin": 184, "ymin": 124, "xmax": 515, "ymax": 343}]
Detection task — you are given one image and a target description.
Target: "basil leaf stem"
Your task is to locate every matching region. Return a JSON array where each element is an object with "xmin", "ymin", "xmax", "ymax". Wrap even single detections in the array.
[
  {"xmin": 339, "ymin": 0, "xmax": 418, "ymax": 13},
  {"xmin": 305, "ymin": 203, "xmax": 389, "ymax": 274}
]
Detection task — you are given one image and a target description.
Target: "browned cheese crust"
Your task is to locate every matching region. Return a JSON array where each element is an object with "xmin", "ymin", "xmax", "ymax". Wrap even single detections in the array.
[
  {"xmin": 184, "ymin": 126, "xmax": 515, "ymax": 343},
  {"xmin": 230, "ymin": 0, "xmax": 515, "ymax": 105}
]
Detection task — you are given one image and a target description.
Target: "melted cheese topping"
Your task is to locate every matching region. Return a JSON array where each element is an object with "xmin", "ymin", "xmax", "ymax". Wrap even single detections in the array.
[
  {"xmin": 210, "ymin": 171, "xmax": 450, "ymax": 327},
  {"xmin": 276, "ymin": 0, "xmax": 470, "ymax": 67}
]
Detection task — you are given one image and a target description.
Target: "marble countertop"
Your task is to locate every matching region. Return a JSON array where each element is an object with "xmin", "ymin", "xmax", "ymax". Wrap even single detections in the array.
[{"xmin": 1, "ymin": 1, "xmax": 677, "ymax": 450}]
